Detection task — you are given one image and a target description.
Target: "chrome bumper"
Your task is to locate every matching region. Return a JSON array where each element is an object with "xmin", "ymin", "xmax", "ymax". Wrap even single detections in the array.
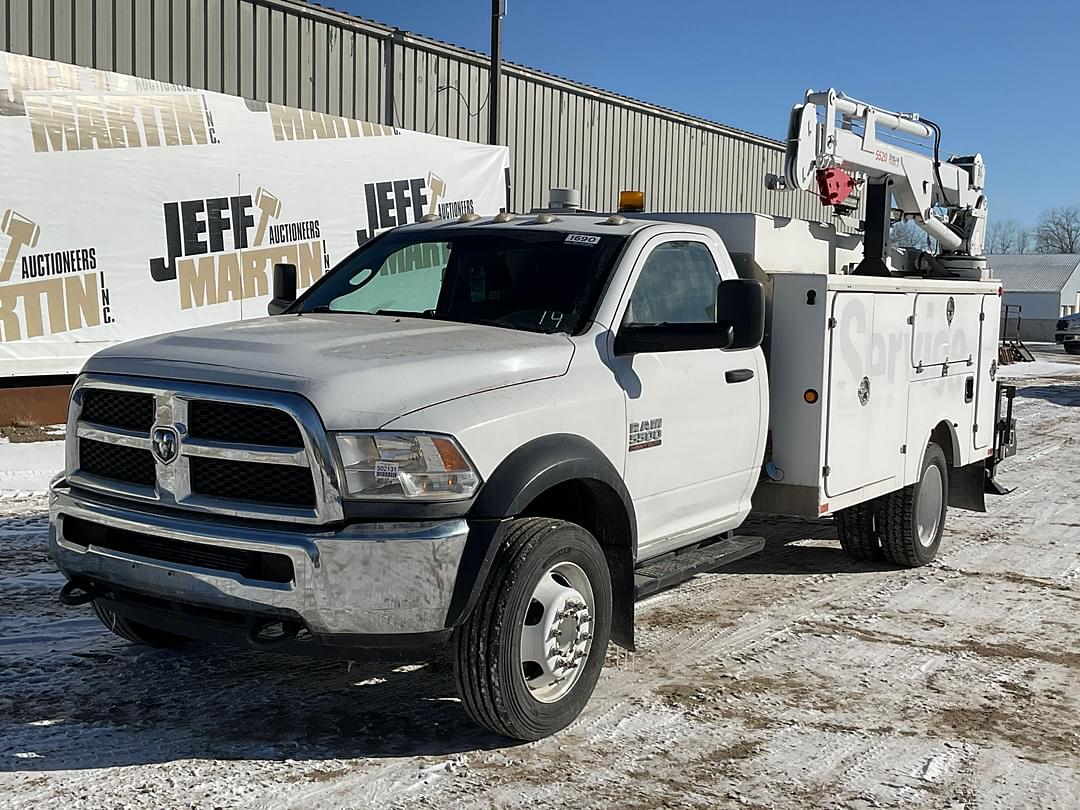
[{"xmin": 48, "ymin": 482, "xmax": 468, "ymax": 636}]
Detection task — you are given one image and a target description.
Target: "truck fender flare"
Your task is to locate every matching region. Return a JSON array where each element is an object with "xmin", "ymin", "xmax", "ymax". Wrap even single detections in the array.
[
  {"xmin": 470, "ymin": 434, "xmax": 636, "ymax": 529},
  {"xmin": 928, "ymin": 420, "xmax": 961, "ymax": 467},
  {"xmin": 446, "ymin": 435, "xmax": 638, "ymax": 649},
  {"xmin": 925, "ymin": 420, "xmax": 985, "ymax": 512}
]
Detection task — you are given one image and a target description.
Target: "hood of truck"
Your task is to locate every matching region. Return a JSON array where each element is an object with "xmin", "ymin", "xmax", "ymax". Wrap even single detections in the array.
[{"xmin": 82, "ymin": 314, "xmax": 575, "ymax": 429}]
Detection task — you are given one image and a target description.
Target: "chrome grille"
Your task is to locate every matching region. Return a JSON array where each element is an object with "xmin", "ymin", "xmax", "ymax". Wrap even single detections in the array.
[
  {"xmin": 80, "ymin": 389, "xmax": 155, "ymax": 432},
  {"xmin": 67, "ymin": 375, "xmax": 343, "ymax": 524},
  {"xmin": 189, "ymin": 456, "xmax": 316, "ymax": 507},
  {"xmin": 188, "ymin": 401, "xmax": 304, "ymax": 448},
  {"xmin": 78, "ymin": 438, "xmax": 156, "ymax": 487}
]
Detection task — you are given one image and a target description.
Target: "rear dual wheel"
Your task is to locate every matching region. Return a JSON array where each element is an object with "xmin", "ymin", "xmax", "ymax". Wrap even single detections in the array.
[
  {"xmin": 453, "ymin": 518, "xmax": 612, "ymax": 741},
  {"xmin": 835, "ymin": 442, "xmax": 948, "ymax": 568}
]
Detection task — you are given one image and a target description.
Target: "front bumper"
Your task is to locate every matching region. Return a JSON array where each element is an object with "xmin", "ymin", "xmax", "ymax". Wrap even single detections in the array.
[{"xmin": 49, "ymin": 481, "xmax": 469, "ymax": 643}]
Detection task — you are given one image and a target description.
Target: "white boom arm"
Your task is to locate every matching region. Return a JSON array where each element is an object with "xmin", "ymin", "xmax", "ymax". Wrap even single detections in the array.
[{"xmin": 782, "ymin": 88, "xmax": 987, "ymax": 268}]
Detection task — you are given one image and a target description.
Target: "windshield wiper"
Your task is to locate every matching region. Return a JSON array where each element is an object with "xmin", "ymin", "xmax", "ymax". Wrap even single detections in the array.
[{"xmin": 374, "ymin": 309, "xmax": 435, "ymax": 319}]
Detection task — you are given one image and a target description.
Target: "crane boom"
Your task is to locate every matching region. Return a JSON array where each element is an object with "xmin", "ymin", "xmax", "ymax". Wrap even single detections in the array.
[{"xmin": 777, "ymin": 88, "xmax": 988, "ymax": 278}]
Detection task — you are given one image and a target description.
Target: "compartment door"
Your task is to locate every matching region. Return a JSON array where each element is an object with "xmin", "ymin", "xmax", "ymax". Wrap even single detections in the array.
[
  {"xmin": 911, "ymin": 293, "xmax": 981, "ymax": 374},
  {"xmin": 973, "ymin": 294, "xmax": 1000, "ymax": 450},
  {"xmin": 824, "ymin": 292, "xmax": 907, "ymax": 497}
]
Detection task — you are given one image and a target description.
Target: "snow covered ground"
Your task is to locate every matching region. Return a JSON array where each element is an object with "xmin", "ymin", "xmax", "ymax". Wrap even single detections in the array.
[
  {"xmin": 0, "ymin": 438, "xmax": 62, "ymax": 499},
  {"xmin": 1, "ymin": 354, "xmax": 1078, "ymax": 808}
]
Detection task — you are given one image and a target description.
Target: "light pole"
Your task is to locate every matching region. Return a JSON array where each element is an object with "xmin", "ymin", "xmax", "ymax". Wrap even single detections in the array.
[{"xmin": 488, "ymin": 0, "xmax": 505, "ymax": 146}]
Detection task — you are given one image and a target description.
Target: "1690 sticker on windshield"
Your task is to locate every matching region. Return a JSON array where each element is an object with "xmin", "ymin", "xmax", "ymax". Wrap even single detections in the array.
[{"xmin": 565, "ymin": 233, "xmax": 601, "ymax": 246}]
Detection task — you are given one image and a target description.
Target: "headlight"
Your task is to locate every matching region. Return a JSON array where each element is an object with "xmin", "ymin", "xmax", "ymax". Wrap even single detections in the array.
[{"xmin": 333, "ymin": 432, "xmax": 480, "ymax": 501}]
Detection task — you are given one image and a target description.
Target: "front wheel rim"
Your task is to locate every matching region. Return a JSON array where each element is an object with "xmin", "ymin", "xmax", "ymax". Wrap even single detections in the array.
[
  {"xmin": 519, "ymin": 561, "xmax": 596, "ymax": 704},
  {"xmin": 916, "ymin": 464, "xmax": 944, "ymax": 547}
]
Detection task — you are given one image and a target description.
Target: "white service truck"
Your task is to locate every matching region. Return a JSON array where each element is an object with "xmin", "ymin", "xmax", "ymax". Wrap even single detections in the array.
[{"xmin": 49, "ymin": 90, "xmax": 1017, "ymax": 740}]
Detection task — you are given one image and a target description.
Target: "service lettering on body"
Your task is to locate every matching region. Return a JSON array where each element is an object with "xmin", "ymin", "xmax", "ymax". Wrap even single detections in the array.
[
  {"xmin": 355, "ymin": 172, "xmax": 477, "ymax": 244},
  {"xmin": 2, "ymin": 52, "xmax": 220, "ymax": 152},
  {"xmin": 0, "ymin": 209, "xmax": 113, "ymax": 343},
  {"xmin": 835, "ymin": 296, "xmax": 972, "ymax": 382},
  {"xmin": 148, "ymin": 188, "xmax": 328, "ymax": 310}
]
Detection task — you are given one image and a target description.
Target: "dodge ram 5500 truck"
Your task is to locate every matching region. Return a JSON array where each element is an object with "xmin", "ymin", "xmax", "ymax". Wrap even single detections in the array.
[
  {"xmin": 49, "ymin": 91, "xmax": 1017, "ymax": 740},
  {"xmin": 49, "ymin": 208, "xmax": 1016, "ymax": 739}
]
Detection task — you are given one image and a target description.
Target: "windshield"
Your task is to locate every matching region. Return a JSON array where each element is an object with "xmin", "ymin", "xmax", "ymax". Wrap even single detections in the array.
[{"xmin": 296, "ymin": 227, "xmax": 627, "ymax": 334}]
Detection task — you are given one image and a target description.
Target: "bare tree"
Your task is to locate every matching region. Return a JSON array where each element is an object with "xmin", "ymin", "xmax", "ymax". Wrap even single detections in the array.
[
  {"xmin": 985, "ymin": 218, "xmax": 1033, "ymax": 254},
  {"xmin": 1034, "ymin": 206, "xmax": 1080, "ymax": 254},
  {"xmin": 891, "ymin": 219, "xmax": 931, "ymax": 250},
  {"xmin": 1016, "ymin": 225, "xmax": 1033, "ymax": 254}
]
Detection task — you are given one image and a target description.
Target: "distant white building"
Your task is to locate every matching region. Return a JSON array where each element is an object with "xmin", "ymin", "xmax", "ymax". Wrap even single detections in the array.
[{"xmin": 989, "ymin": 254, "xmax": 1080, "ymax": 340}]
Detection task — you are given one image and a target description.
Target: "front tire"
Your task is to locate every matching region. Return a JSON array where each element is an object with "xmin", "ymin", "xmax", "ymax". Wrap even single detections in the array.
[
  {"xmin": 92, "ymin": 601, "xmax": 189, "ymax": 648},
  {"xmin": 878, "ymin": 442, "xmax": 948, "ymax": 567},
  {"xmin": 453, "ymin": 517, "xmax": 613, "ymax": 740}
]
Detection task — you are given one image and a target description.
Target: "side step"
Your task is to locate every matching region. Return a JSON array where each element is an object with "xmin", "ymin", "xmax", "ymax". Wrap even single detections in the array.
[{"xmin": 634, "ymin": 534, "xmax": 765, "ymax": 600}]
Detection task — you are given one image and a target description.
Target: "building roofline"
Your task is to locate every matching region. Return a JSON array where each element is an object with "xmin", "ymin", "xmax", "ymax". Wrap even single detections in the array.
[{"xmin": 259, "ymin": 0, "xmax": 786, "ymax": 151}]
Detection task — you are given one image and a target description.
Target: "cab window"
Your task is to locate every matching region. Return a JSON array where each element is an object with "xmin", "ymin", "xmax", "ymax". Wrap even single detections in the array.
[{"xmin": 624, "ymin": 241, "xmax": 719, "ymax": 325}]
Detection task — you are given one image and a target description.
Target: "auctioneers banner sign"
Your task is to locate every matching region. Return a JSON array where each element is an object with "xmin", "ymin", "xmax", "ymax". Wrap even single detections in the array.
[{"xmin": 0, "ymin": 51, "xmax": 510, "ymax": 377}]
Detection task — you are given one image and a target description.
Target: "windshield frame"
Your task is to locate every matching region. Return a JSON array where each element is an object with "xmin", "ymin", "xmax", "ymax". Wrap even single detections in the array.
[{"xmin": 289, "ymin": 225, "xmax": 630, "ymax": 337}]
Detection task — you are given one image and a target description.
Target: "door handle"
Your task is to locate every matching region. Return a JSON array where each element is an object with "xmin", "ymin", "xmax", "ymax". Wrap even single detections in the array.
[{"xmin": 725, "ymin": 368, "xmax": 755, "ymax": 383}]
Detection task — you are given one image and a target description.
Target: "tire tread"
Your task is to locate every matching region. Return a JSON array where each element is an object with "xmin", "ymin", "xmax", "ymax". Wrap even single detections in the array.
[
  {"xmin": 454, "ymin": 518, "xmax": 557, "ymax": 738},
  {"xmin": 835, "ymin": 500, "xmax": 883, "ymax": 561},
  {"xmin": 453, "ymin": 517, "xmax": 610, "ymax": 740},
  {"xmin": 877, "ymin": 442, "xmax": 947, "ymax": 568}
]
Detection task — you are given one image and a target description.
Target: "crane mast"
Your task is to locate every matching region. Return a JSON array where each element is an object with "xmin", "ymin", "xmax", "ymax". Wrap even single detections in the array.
[{"xmin": 773, "ymin": 88, "xmax": 988, "ymax": 279}]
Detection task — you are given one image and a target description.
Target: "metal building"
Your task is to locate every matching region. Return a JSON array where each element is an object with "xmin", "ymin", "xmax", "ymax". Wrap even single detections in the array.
[{"xmin": 0, "ymin": 0, "xmax": 828, "ymax": 221}]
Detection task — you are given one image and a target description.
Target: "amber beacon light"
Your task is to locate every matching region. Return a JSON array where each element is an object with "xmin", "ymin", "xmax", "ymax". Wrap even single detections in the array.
[{"xmin": 618, "ymin": 190, "xmax": 645, "ymax": 212}]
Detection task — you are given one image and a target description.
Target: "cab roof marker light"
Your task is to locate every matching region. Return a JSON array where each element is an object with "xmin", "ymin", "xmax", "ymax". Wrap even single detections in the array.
[
  {"xmin": 534, "ymin": 213, "xmax": 558, "ymax": 224},
  {"xmin": 618, "ymin": 190, "xmax": 645, "ymax": 213},
  {"xmin": 458, "ymin": 212, "xmax": 482, "ymax": 223},
  {"xmin": 493, "ymin": 211, "xmax": 515, "ymax": 223},
  {"xmin": 602, "ymin": 214, "xmax": 628, "ymax": 226},
  {"xmin": 419, "ymin": 213, "xmax": 441, "ymax": 222}
]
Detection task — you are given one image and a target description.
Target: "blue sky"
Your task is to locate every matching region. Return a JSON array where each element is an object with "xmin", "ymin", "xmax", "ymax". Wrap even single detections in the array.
[{"xmin": 343, "ymin": 1, "xmax": 1076, "ymax": 225}]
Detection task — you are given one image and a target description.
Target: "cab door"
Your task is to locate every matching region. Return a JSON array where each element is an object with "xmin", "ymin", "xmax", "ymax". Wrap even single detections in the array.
[{"xmin": 612, "ymin": 236, "xmax": 764, "ymax": 557}]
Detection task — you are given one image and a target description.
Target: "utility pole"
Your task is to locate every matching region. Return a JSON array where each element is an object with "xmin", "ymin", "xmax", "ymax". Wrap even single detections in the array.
[{"xmin": 488, "ymin": 0, "xmax": 505, "ymax": 146}]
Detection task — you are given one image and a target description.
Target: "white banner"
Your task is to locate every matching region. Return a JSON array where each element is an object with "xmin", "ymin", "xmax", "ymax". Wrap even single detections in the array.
[{"xmin": 0, "ymin": 51, "xmax": 510, "ymax": 377}]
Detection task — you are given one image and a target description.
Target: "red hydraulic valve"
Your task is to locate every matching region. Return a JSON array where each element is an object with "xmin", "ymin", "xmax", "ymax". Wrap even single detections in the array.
[{"xmin": 815, "ymin": 168, "xmax": 856, "ymax": 206}]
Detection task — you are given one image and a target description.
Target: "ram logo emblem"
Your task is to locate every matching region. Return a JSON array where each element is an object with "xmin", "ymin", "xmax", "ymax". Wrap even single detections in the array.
[{"xmin": 152, "ymin": 426, "xmax": 179, "ymax": 464}]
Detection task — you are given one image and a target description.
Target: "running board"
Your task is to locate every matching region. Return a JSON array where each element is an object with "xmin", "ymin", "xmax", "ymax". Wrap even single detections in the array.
[{"xmin": 634, "ymin": 534, "xmax": 765, "ymax": 600}]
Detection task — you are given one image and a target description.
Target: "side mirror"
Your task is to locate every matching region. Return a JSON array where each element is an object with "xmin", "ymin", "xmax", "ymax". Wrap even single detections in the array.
[
  {"xmin": 717, "ymin": 278, "xmax": 765, "ymax": 349},
  {"xmin": 614, "ymin": 323, "xmax": 734, "ymax": 356},
  {"xmin": 267, "ymin": 263, "xmax": 297, "ymax": 315}
]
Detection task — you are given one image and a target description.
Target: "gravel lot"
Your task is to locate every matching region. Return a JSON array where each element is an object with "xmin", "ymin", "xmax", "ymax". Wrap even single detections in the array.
[{"xmin": 2, "ymin": 347, "xmax": 1078, "ymax": 809}]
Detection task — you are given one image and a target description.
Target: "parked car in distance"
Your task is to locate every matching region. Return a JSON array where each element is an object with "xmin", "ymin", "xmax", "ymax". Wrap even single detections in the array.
[{"xmin": 1055, "ymin": 313, "xmax": 1080, "ymax": 354}]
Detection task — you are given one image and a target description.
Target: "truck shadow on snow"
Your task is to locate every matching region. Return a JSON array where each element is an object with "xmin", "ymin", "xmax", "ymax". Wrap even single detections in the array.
[
  {"xmin": 2, "ymin": 629, "xmax": 512, "ymax": 772},
  {"xmin": 719, "ymin": 514, "xmax": 900, "ymax": 576},
  {"xmin": 3, "ymin": 513, "xmax": 887, "ymax": 774}
]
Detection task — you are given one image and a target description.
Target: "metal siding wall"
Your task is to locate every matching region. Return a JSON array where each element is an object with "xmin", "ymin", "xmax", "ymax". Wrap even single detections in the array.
[{"xmin": 2, "ymin": 0, "xmax": 832, "ymax": 222}]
